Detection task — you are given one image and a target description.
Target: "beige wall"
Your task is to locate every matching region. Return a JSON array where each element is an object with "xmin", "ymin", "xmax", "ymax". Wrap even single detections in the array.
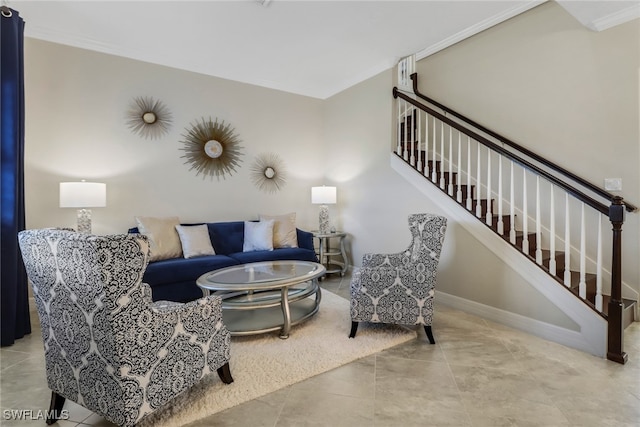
[
  {"xmin": 414, "ymin": 1, "xmax": 640, "ymax": 293},
  {"xmin": 24, "ymin": 39, "xmax": 325, "ymax": 235}
]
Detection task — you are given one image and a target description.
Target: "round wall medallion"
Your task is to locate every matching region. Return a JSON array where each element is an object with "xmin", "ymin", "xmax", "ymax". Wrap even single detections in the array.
[
  {"xmin": 204, "ymin": 140, "xmax": 223, "ymax": 158},
  {"xmin": 126, "ymin": 96, "xmax": 172, "ymax": 139},
  {"xmin": 264, "ymin": 167, "xmax": 276, "ymax": 179},
  {"xmin": 250, "ymin": 152, "xmax": 287, "ymax": 193},
  {"xmin": 142, "ymin": 112, "xmax": 157, "ymax": 124},
  {"xmin": 180, "ymin": 118, "xmax": 243, "ymax": 180}
]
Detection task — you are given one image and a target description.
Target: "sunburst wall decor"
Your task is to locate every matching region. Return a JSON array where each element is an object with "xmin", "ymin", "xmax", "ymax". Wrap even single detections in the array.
[
  {"xmin": 180, "ymin": 117, "xmax": 244, "ymax": 180},
  {"xmin": 126, "ymin": 96, "xmax": 172, "ymax": 139},
  {"xmin": 250, "ymin": 152, "xmax": 287, "ymax": 193}
]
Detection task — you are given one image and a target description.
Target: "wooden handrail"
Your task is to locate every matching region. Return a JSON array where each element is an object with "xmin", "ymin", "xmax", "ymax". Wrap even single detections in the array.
[
  {"xmin": 393, "ymin": 88, "xmax": 610, "ymax": 216},
  {"xmin": 406, "ymin": 73, "xmax": 638, "ymax": 213}
]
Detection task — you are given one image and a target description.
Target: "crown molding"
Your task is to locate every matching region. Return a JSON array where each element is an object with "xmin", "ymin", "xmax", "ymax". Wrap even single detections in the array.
[
  {"xmin": 416, "ymin": 1, "xmax": 545, "ymax": 60},
  {"xmin": 588, "ymin": 3, "xmax": 640, "ymax": 32}
]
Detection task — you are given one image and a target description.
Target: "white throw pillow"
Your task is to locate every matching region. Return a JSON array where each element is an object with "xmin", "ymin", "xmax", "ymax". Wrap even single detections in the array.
[
  {"xmin": 259, "ymin": 212, "xmax": 298, "ymax": 248},
  {"xmin": 243, "ymin": 220, "xmax": 274, "ymax": 252},
  {"xmin": 135, "ymin": 216, "xmax": 183, "ymax": 262},
  {"xmin": 175, "ymin": 224, "xmax": 215, "ymax": 259}
]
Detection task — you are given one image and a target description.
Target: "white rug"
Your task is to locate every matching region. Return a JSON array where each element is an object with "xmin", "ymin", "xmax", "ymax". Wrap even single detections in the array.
[{"xmin": 140, "ymin": 290, "xmax": 416, "ymax": 427}]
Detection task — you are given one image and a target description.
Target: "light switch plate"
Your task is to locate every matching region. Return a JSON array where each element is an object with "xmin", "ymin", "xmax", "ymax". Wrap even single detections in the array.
[{"xmin": 604, "ymin": 178, "xmax": 622, "ymax": 191}]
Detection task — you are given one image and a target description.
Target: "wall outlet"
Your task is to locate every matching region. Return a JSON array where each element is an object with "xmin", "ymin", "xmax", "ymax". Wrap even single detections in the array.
[{"xmin": 604, "ymin": 178, "xmax": 622, "ymax": 191}]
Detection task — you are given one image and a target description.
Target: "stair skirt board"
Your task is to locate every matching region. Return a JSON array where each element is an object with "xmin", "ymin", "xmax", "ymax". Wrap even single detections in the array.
[{"xmin": 391, "ymin": 154, "xmax": 608, "ymax": 358}]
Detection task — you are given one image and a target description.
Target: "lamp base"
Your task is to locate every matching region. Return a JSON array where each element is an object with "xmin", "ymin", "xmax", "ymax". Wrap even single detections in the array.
[
  {"xmin": 77, "ymin": 209, "xmax": 92, "ymax": 234},
  {"xmin": 318, "ymin": 205, "xmax": 330, "ymax": 234}
]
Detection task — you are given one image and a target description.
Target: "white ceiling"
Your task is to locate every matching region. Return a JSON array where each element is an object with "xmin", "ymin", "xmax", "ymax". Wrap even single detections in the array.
[{"xmin": 9, "ymin": 1, "xmax": 640, "ymax": 99}]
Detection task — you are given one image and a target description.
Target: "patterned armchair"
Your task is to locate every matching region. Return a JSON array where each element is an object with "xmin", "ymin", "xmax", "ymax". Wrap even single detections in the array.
[
  {"xmin": 349, "ymin": 213, "xmax": 447, "ymax": 343},
  {"xmin": 18, "ymin": 229, "xmax": 233, "ymax": 426}
]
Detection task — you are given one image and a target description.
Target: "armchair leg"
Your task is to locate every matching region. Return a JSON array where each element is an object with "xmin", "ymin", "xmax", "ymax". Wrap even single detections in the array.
[
  {"xmin": 46, "ymin": 391, "xmax": 66, "ymax": 425},
  {"xmin": 217, "ymin": 362, "xmax": 234, "ymax": 384},
  {"xmin": 424, "ymin": 325, "xmax": 435, "ymax": 344},
  {"xmin": 349, "ymin": 321, "xmax": 359, "ymax": 338}
]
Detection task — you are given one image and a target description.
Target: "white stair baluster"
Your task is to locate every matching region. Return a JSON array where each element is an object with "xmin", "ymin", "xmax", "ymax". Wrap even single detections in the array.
[
  {"xmin": 522, "ymin": 170, "xmax": 529, "ymax": 254},
  {"xmin": 497, "ymin": 155, "xmax": 504, "ymax": 235},
  {"xmin": 549, "ymin": 186, "xmax": 556, "ymax": 276},
  {"xmin": 564, "ymin": 194, "xmax": 571, "ymax": 287},
  {"xmin": 595, "ymin": 215, "xmax": 603, "ymax": 311},
  {"xmin": 535, "ymin": 176, "xmax": 542, "ymax": 264},
  {"xmin": 448, "ymin": 126, "xmax": 454, "ymax": 196},
  {"xmin": 466, "ymin": 136, "xmax": 472, "ymax": 210},
  {"xmin": 475, "ymin": 142, "xmax": 482, "ymax": 218},
  {"xmin": 423, "ymin": 113, "xmax": 430, "ymax": 176},
  {"xmin": 457, "ymin": 132, "xmax": 463, "ymax": 203},
  {"xmin": 409, "ymin": 109, "xmax": 415, "ymax": 167},
  {"xmin": 416, "ymin": 111, "xmax": 422, "ymax": 173},
  {"xmin": 578, "ymin": 203, "xmax": 587, "ymax": 299},
  {"xmin": 510, "ymin": 161, "xmax": 516, "ymax": 244},
  {"xmin": 432, "ymin": 117, "xmax": 437, "ymax": 183},
  {"xmin": 485, "ymin": 149, "xmax": 492, "ymax": 226},
  {"xmin": 403, "ymin": 102, "xmax": 408, "ymax": 161},
  {"xmin": 396, "ymin": 101, "xmax": 401, "ymax": 155},
  {"xmin": 439, "ymin": 122, "xmax": 445, "ymax": 190}
]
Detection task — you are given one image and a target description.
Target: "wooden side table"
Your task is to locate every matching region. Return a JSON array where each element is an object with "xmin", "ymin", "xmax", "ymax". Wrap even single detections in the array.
[{"xmin": 312, "ymin": 231, "xmax": 348, "ymax": 276}]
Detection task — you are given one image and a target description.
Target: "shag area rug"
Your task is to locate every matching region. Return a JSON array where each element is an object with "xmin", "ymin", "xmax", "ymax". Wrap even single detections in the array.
[{"xmin": 140, "ymin": 290, "xmax": 416, "ymax": 427}]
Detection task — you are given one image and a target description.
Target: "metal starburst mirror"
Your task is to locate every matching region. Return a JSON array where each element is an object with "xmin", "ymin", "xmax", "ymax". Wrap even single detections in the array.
[
  {"xmin": 126, "ymin": 96, "xmax": 172, "ymax": 139},
  {"xmin": 180, "ymin": 118, "xmax": 244, "ymax": 180},
  {"xmin": 250, "ymin": 152, "xmax": 287, "ymax": 193}
]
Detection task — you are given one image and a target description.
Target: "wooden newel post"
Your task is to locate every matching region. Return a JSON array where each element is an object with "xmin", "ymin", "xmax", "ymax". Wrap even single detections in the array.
[{"xmin": 606, "ymin": 196, "xmax": 627, "ymax": 364}]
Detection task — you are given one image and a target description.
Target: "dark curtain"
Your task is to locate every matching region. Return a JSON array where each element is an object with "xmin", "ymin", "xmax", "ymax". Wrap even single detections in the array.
[{"xmin": 1, "ymin": 7, "xmax": 30, "ymax": 346}]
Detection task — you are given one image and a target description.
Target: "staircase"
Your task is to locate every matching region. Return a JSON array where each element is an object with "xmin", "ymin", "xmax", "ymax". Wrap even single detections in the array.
[
  {"xmin": 393, "ymin": 59, "xmax": 637, "ymax": 363},
  {"xmin": 410, "ymin": 155, "xmax": 636, "ymax": 330}
]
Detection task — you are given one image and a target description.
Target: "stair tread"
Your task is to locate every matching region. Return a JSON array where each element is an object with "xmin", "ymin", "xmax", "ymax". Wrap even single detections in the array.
[{"xmin": 602, "ymin": 294, "xmax": 637, "ymax": 309}]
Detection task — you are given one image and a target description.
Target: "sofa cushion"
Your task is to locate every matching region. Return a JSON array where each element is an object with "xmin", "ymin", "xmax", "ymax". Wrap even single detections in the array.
[
  {"xmin": 207, "ymin": 222, "xmax": 245, "ymax": 255},
  {"xmin": 229, "ymin": 247, "xmax": 317, "ymax": 264},
  {"xmin": 259, "ymin": 212, "xmax": 298, "ymax": 248},
  {"xmin": 135, "ymin": 216, "xmax": 183, "ymax": 261},
  {"xmin": 175, "ymin": 224, "xmax": 215, "ymax": 259},
  {"xmin": 243, "ymin": 220, "xmax": 274, "ymax": 252},
  {"xmin": 142, "ymin": 254, "xmax": 239, "ymax": 286}
]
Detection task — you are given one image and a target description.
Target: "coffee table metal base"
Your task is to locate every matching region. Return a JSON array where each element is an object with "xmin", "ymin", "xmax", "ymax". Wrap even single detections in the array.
[{"xmin": 213, "ymin": 281, "xmax": 321, "ymax": 339}]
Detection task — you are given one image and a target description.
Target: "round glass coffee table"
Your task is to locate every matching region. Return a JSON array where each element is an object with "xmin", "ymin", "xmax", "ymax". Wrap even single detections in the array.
[{"xmin": 196, "ymin": 260, "xmax": 326, "ymax": 339}]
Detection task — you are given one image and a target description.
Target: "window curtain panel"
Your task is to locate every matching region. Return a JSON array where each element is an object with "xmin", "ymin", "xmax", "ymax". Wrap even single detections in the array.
[{"xmin": 1, "ymin": 7, "xmax": 31, "ymax": 346}]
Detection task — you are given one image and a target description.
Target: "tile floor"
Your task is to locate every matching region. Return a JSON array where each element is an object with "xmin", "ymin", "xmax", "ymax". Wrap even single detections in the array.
[{"xmin": 1, "ymin": 272, "xmax": 638, "ymax": 426}]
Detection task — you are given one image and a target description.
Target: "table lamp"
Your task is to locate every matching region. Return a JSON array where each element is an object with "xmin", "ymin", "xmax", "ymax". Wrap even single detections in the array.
[
  {"xmin": 311, "ymin": 186, "xmax": 336, "ymax": 234},
  {"xmin": 59, "ymin": 181, "xmax": 106, "ymax": 233}
]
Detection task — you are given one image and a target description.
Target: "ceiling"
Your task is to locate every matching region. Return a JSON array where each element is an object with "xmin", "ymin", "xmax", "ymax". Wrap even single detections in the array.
[{"xmin": 9, "ymin": 1, "xmax": 640, "ymax": 99}]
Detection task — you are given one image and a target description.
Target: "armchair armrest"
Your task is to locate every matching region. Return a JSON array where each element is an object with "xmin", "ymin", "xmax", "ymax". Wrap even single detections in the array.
[
  {"xmin": 361, "ymin": 251, "xmax": 411, "ymax": 268},
  {"xmin": 150, "ymin": 295, "xmax": 226, "ymax": 344}
]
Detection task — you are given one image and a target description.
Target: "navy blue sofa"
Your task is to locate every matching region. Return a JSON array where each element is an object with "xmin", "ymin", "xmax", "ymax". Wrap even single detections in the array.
[{"xmin": 129, "ymin": 221, "xmax": 318, "ymax": 303}]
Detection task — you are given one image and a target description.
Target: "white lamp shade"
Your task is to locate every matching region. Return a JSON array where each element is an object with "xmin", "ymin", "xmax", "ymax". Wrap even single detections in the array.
[
  {"xmin": 311, "ymin": 186, "xmax": 337, "ymax": 204},
  {"xmin": 59, "ymin": 182, "xmax": 107, "ymax": 208}
]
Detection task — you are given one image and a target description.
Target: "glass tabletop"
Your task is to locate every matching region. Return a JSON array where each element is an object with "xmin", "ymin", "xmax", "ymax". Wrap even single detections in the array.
[{"xmin": 198, "ymin": 260, "xmax": 325, "ymax": 291}]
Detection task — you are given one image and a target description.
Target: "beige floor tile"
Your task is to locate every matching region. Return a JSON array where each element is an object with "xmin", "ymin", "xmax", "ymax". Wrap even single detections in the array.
[{"xmin": 275, "ymin": 392, "xmax": 373, "ymax": 427}]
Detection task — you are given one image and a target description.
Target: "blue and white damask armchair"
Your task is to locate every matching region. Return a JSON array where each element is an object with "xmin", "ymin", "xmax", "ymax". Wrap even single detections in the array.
[
  {"xmin": 18, "ymin": 229, "xmax": 233, "ymax": 426},
  {"xmin": 349, "ymin": 213, "xmax": 447, "ymax": 343}
]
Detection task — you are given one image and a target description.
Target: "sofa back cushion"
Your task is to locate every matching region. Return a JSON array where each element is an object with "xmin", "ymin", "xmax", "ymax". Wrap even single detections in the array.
[{"xmin": 207, "ymin": 221, "xmax": 245, "ymax": 255}]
